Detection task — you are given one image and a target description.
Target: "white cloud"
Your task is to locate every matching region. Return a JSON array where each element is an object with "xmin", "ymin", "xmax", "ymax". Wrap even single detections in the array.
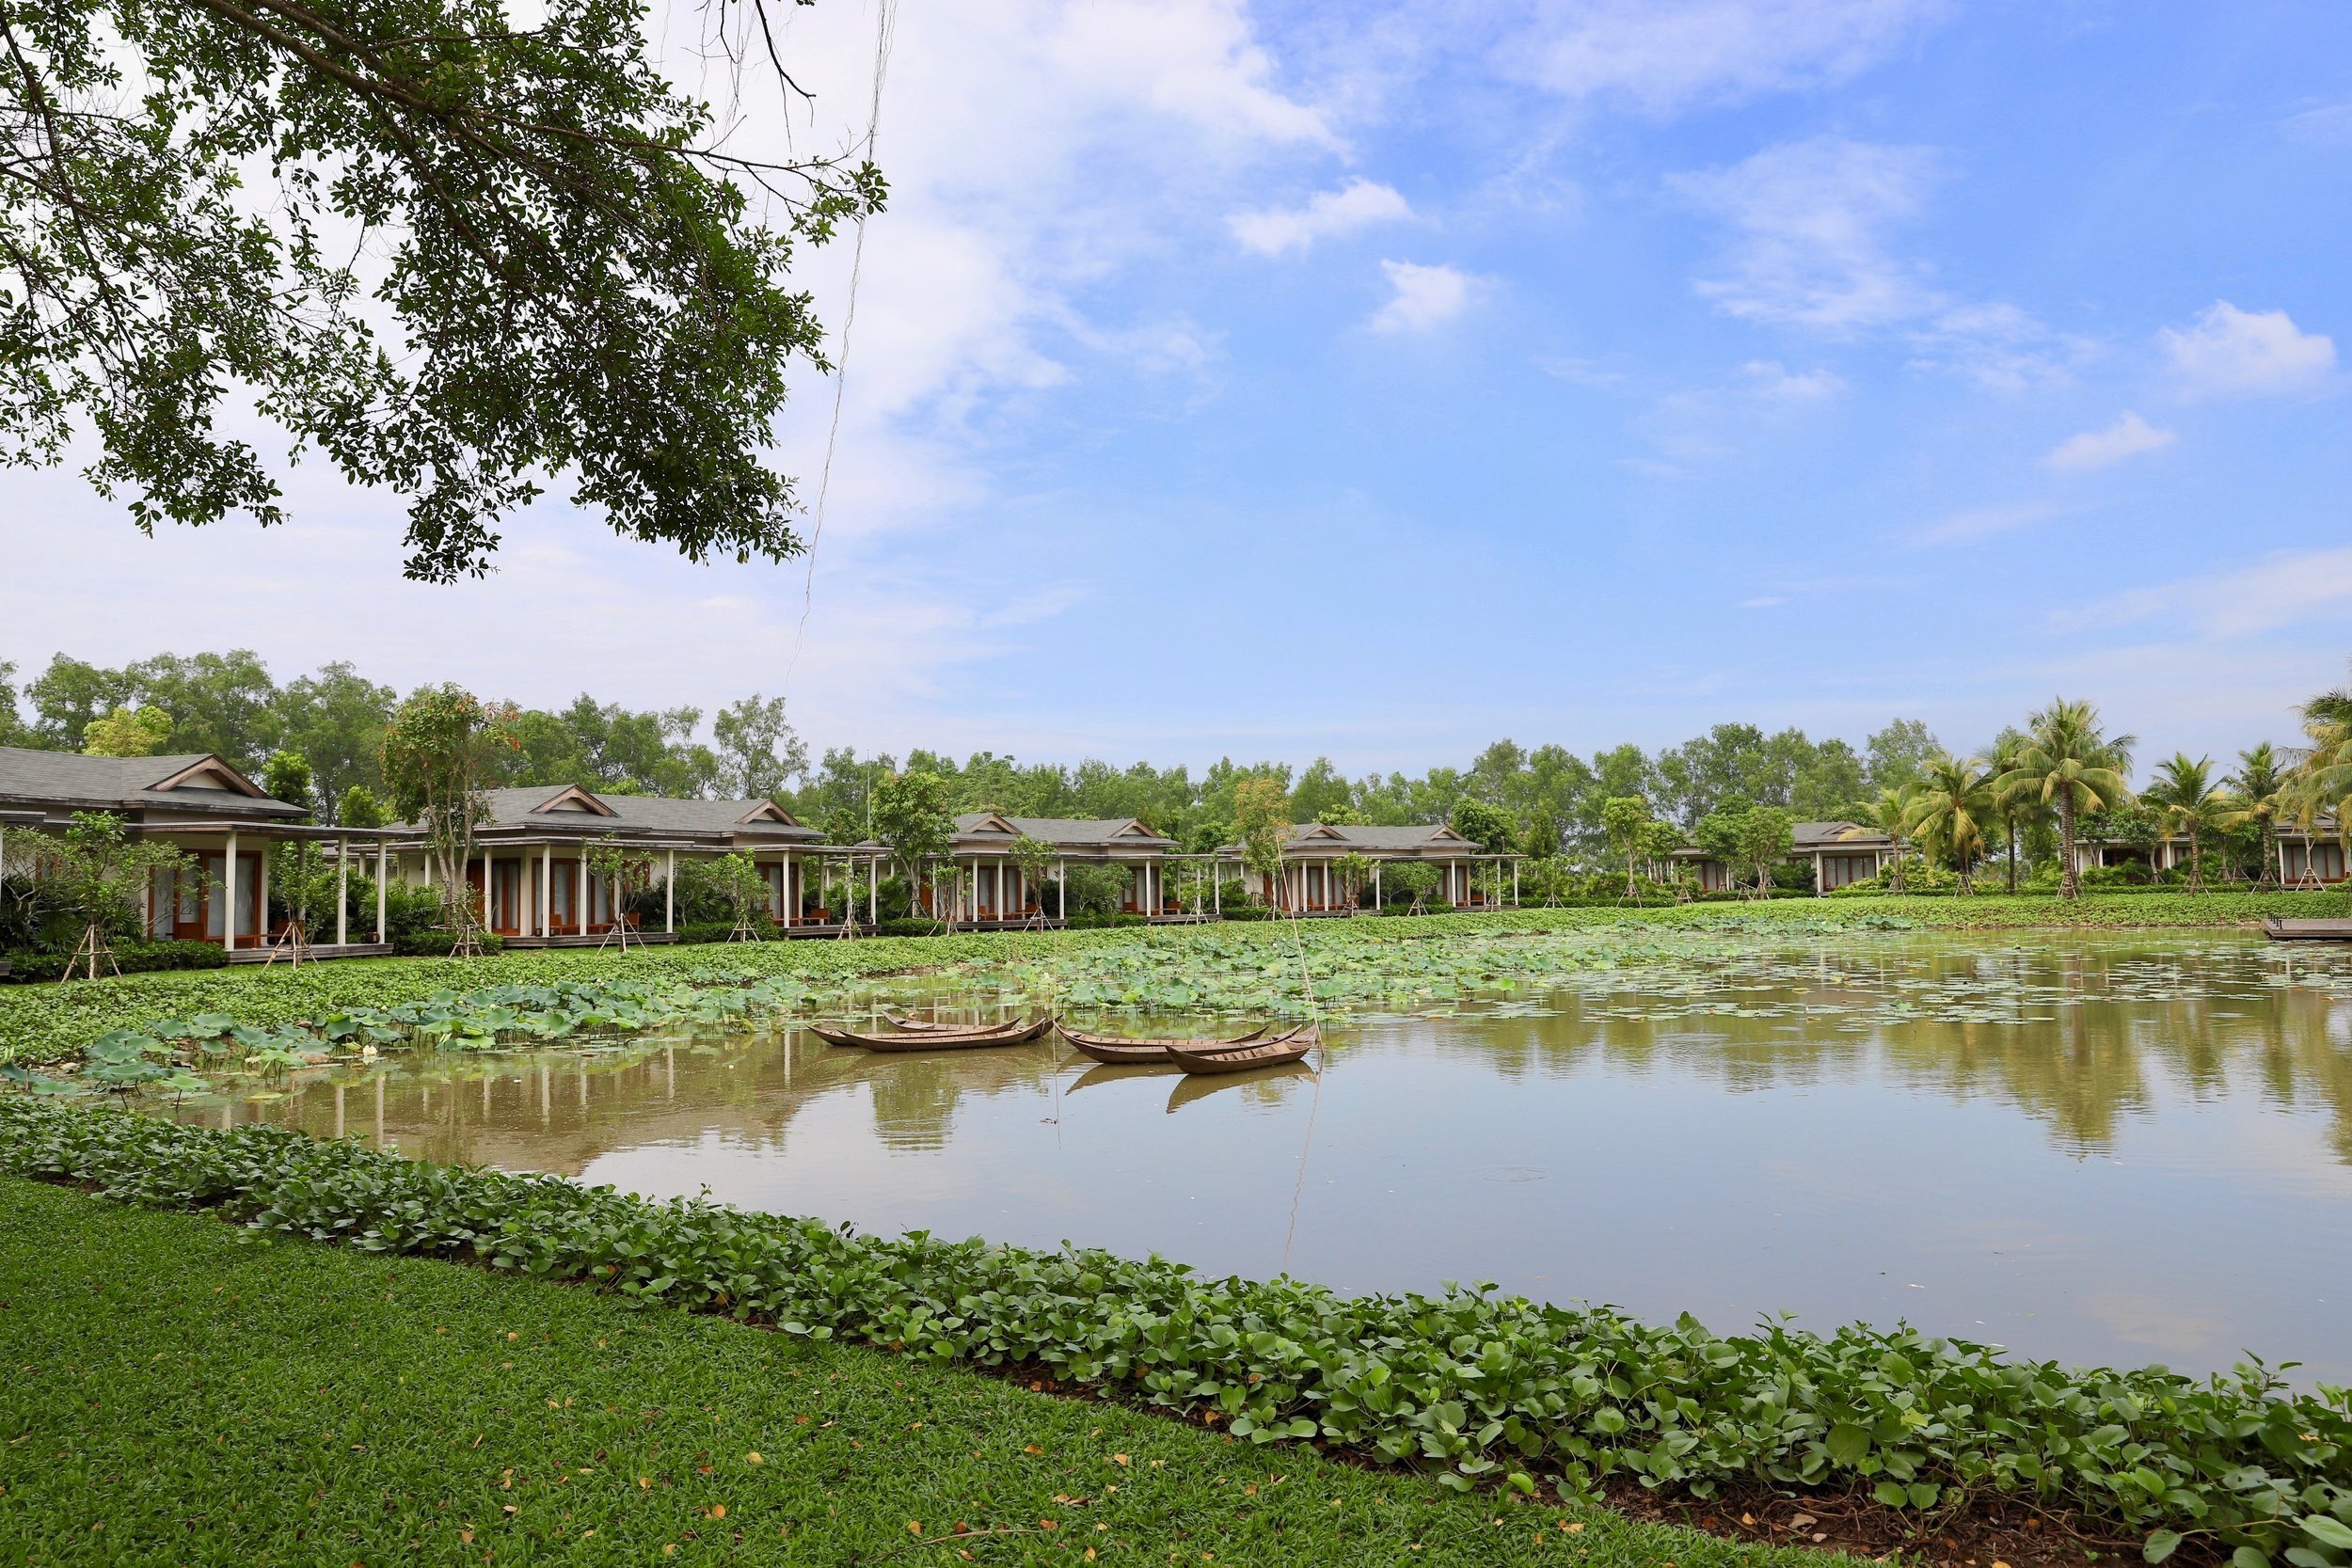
[
  {"xmin": 1229, "ymin": 178, "xmax": 1412, "ymax": 255},
  {"xmin": 1503, "ymin": 0, "xmax": 1948, "ymax": 113},
  {"xmin": 2042, "ymin": 412, "xmax": 2175, "ymax": 472},
  {"xmin": 2159, "ymin": 302, "xmax": 2335, "ymax": 399},
  {"xmin": 1369, "ymin": 260, "xmax": 1481, "ymax": 332},
  {"xmin": 1670, "ymin": 136, "xmax": 2070, "ymax": 387},
  {"xmin": 2281, "ymin": 103, "xmax": 2352, "ymax": 144},
  {"xmin": 2049, "ymin": 546, "xmax": 2352, "ymax": 639},
  {"xmin": 1740, "ymin": 359, "xmax": 1845, "ymax": 400},
  {"xmin": 1902, "ymin": 501, "xmax": 2059, "ymax": 550},
  {"xmin": 1670, "ymin": 136, "xmax": 1938, "ymax": 332}
]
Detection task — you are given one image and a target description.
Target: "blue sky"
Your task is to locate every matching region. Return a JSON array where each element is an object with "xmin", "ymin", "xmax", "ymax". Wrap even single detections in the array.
[{"xmin": 8, "ymin": 0, "xmax": 2349, "ymax": 776}]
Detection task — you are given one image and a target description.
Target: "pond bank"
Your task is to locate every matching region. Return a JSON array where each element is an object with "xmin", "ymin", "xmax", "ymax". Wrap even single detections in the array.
[{"xmin": 0, "ymin": 1175, "xmax": 1831, "ymax": 1568}]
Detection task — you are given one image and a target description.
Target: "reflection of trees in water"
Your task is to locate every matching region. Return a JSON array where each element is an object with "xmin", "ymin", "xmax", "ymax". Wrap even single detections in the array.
[{"xmin": 1420, "ymin": 938, "xmax": 2352, "ymax": 1164}]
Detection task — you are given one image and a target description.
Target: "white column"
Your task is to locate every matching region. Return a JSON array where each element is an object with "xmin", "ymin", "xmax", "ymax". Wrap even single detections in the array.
[
  {"xmin": 539, "ymin": 846, "xmax": 551, "ymax": 937},
  {"xmin": 256, "ymin": 841, "xmax": 271, "ymax": 941},
  {"xmin": 1512, "ymin": 860, "xmax": 1518, "ymax": 907},
  {"xmin": 868, "ymin": 856, "xmax": 877, "ymax": 919},
  {"xmin": 577, "ymin": 852, "xmax": 587, "ymax": 934},
  {"xmin": 223, "ymin": 832, "xmax": 240, "ymax": 951},
  {"xmin": 1813, "ymin": 851, "xmax": 1824, "ymax": 897},
  {"xmin": 664, "ymin": 849, "xmax": 675, "ymax": 933},
  {"xmin": 482, "ymin": 852, "xmax": 493, "ymax": 931},
  {"xmin": 1212, "ymin": 857, "xmax": 1220, "ymax": 911},
  {"xmin": 374, "ymin": 840, "xmax": 388, "ymax": 943},
  {"xmin": 1373, "ymin": 862, "xmax": 1382, "ymax": 908},
  {"xmin": 1058, "ymin": 858, "xmax": 1067, "ymax": 920},
  {"xmin": 337, "ymin": 837, "xmax": 350, "ymax": 945},
  {"xmin": 782, "ymin": 853, "xmax": 793, "ymax": 924}
]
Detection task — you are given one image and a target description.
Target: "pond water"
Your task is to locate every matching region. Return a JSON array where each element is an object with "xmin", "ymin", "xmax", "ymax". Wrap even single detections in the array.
[{"xmin": 178, "ymin": 930, "xmax": 2352, "ymax": 1381}]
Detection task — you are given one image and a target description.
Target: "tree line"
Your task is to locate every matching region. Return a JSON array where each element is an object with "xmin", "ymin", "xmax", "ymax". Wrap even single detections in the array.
[{"xmin": 5, "ymin": 650, "xmax": 2339, "ymax": 897}]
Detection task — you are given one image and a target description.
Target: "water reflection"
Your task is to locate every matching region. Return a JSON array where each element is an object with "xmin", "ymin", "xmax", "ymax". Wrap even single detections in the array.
[{"xmin": 169, "ymin": 932, "xmax": 2352, "ymax": 1380}]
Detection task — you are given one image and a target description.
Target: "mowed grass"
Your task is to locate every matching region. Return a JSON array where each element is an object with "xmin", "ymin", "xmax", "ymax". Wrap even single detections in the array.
[{"xmin": 0, "ymin": 1180, "xmax": 1839, "ymax": 1568}]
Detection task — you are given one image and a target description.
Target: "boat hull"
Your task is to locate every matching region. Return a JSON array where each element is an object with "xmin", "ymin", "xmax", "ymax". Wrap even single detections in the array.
[
  {"xmin": 1167, "ymin": 1025, "xmax": 1319, "ymax": 1074},
  {"xmin": 810, "ymin": 1016, "xmax": 1055, "ymax": 1052}
]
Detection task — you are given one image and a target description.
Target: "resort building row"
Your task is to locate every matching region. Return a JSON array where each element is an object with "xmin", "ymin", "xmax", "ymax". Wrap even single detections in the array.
[{"xmin": 2, "ymin": 747, "xmax": 2340, "ymax": 959}]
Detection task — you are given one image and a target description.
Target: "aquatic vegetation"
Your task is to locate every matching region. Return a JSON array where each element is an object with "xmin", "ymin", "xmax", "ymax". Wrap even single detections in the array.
[{"xmin": 7, "ymin": 1100, "xmax": 2346, "ymax": 1563}]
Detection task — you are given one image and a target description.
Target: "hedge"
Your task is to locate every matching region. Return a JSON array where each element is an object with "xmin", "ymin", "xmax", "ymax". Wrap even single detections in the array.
[
  {"xmin": 4, "ymin": 1101, "xmax": 2345, "ymax": 1564},
  {"xmin": 1, "ymin": 939, "xmax": 229, "ymax": 982}
]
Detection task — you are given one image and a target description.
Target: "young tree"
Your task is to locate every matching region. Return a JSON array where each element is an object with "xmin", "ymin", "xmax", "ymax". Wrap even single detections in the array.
[
  {"xmin": 260, "ymin": 750, "xmax": 314, "ymax": 812},
  {"xmin": 1382, "ymin": 860, "xmax": 1441, "ymax": 915},
  {"xmin": 2141, "ymin": 753, "xmax": 2244, "ymax": 893},
  {"xmin": 1993, "ymin": 700, "xmax": 2136, "ymax": 900},
  {"xmin": 1847, "ymin": 784, "xmax": 1918, "ymax": 894},
  {"xmin": 2228, "ymin": 742, "xmax": 2287, "ymax": 886},
  {"xmin": 703, "ymin": 852, "xmax": 772, "ymax": 942},
  {"xmin": 1903, "ymin": 753, "xmax": 1994, "ymax": 892},
  {"xmin": 10, "ymin": 0, "xmax": 885, "ymax": 581},
  {"xmin": 1009, "ymin": 834, "xmax": 1055, "ymax": 925},
  {"xmin": 870, "ymin": 770, "xmax": 955, "ymax": 920},
  {"xmin": 1232, "ymin": 777, "xmax": 1292, "ymax": 908},
  {"xmin": 1599, "ymin": 796, "xmax": 1653, "ymax": 901},
  {"xmin": 82, "ymin": 705, "xmax": 174, "ymax": 757},
  {"xmin": 1734, "ymin": 805, "xmax": 1795, "ymax": 898},
  {"xmin": 583, "ymin": 837, "xmax": 654, "ymax": 950},
  {"xmin": 1330, "ymin": 851, "xmax": 1375, "ymax": 911},
  {"xmin": 1637, "ymin": 818, "xmax": 1688, "ymax": 892},
  {"xmin": 25, "ymin": 812, "xmax": 194, "ymax": 979},
  {"xmin": 379, "ymin": 686, "xmax": 519, "ymax": 953}
]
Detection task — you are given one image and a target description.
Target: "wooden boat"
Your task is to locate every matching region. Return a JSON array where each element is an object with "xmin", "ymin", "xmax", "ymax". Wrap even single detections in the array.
[
  {"xmin": 2264, "ymin": 917, "xmax": 2352, "ymax": 942},
  {"xmin": 807, "ymin": 1015, "xmax": 1055, "ymax": 1052},
  {"xmin": 881, "ymin": 1010, "xmax": 1021, "ymax": 1033},
  {"xmin": 1167, "ymin": 1024, "xmax": 1319, "ymax": 1075},
  {"xmin": 1055, "ymin": 1022, "xmax": 1268, "ymax": 1065}
]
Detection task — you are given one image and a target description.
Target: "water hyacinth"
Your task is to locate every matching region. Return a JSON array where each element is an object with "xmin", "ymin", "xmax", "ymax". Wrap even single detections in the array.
[{"xmin": 4, "ymin": 1101, "xmax": 2346, "ymax": 1564}]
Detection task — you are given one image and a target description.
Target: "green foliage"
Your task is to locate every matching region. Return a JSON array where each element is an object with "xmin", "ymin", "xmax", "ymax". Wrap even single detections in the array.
[
  {"xmin": 7, "ymin": 1104, "xmax": 2346, "ymax": 1564},
  {"xmin": 80, "ymin": 703, "xmax": 174, "ymax": 757},
  {"xmin": 1232, "ymin": 776, "xmax": 1292, "ymax": 884},
  {"xmin": 1061, "ymin": 863, "xmax": 1129, "ymax": 918},
  {"xmin": 1, "ymin": 940, "xmax": 229, "ymax": 982},
  {"xmin": 9, "ymin": 0, "xmax": 884, "ymax": 579},
  {"xmin": 1449, "ymin": 799, "xmax": 1518, "ymax": 856},
  {"xmin": 381, "ymin": 686, "xmax": 518, "ymax": 936},
  {"xmin": 335, "ymin": 785, "xmax": 389, "ymax": 830},
  {"xmin": 0, "ymin": 1180, "xmax": 1767, "ymax": 1568},
  {"xmin": 1994, "ymin": 699, "xmax": 2136, "ymax": 901},
  {"xmin": 259, "ymin": 750, "xmax": 314, "ymax": 811},
  {"xmin": 870, "ymin": 769, "xmax": 955, "ymax": 880}
]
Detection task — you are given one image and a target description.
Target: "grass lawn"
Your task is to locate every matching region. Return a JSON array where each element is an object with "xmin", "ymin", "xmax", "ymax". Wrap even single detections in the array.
[{"xmin": 0, "ymin": 1179, "xmax": 1837, "ymax": 1568}]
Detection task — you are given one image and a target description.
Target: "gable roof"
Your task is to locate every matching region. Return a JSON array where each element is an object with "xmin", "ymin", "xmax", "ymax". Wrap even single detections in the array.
[
  {"xmin": 0, "ymin": 746, "xmax": 305, "ymax": 819},
  {"xmin": 397, "ymin": 785, "xmax": 823, "ymax": 842},
  {"xmin": 952, "ymin": 813, "xmax": 1175, "ymax": 849}
]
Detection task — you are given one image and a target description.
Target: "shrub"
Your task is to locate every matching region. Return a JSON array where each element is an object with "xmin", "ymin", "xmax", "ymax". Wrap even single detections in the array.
[
  {"xmin": 2, "ymin": 939, "xmax": 230, "ymax": 982},
  {"xmin": 391, "ymin": 929, "xmax": 506, "ymax": 958},
  {"xmin": 3, "ymin": 1101, "xmax": 2345, "ymax": 1564}
]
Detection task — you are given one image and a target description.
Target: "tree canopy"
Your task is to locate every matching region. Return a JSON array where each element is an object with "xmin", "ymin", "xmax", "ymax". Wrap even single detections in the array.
[{"xmin": 6, "ymin": 0, "xmax": 883, "ymax": 578}]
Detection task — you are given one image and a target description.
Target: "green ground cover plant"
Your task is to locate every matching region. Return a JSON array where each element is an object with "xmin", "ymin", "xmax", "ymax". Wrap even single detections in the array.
[
  {"xmin": 0, "ymin": 891, "xmax": 2338, "ymax": 1069},
  {"xmin": 6, "ymin": 1102, "xmax": 2346, "ymax": 1565},
  {"xmin": 0, "ymin": 1180, "xmax": 1820, "ymax": 1567}
]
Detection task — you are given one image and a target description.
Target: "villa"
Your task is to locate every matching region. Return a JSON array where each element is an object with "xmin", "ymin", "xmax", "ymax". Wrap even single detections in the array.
[
  {"xmin": 0, "ymin": 745, "xmax": 394, "ymax": 956},
  {"xmin": 382, "ymin": 784, "xmax": 885, "ymax": 942},
  {"xmin": 1215, "ymin": 822, "xmax": 1516, "ymax": 913},
  {"xmin": 1674, "ymin": 820, "xmax": 1898, "ymax": 895},
  {"xmin": 931, "ymin": 813, "xmax": 1189, "ymax": 925}
]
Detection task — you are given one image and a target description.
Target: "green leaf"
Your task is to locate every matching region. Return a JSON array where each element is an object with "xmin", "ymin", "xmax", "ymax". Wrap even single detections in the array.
[
  {"xmin": 2143, "ymin": 1529, "xmax": 2184, "ymax": 1563},
  {"xmin": 1872, "ymin": 1481, "xmax": 1910, "ymax": 1509},
  {"xmin": 1826, "ymin": 1423, "xmax": 1870, "ymax": 1465},
  {"xmin": 2303, "ymin": 1515, "xmax": 2352, "ymax": 1551}
]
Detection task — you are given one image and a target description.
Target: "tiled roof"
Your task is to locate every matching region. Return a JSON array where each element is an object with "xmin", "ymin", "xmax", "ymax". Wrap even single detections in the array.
[
  {"xmin": 397, "ymin": 784, "xmax": 820, "ymax": 841},
  {"xmin": 0, "ymin": 746, "xmax": 304, "ymax": 818},
  {"xmin": 952, "ymin": 813, "xmax": 1174, "ymax": 848}
]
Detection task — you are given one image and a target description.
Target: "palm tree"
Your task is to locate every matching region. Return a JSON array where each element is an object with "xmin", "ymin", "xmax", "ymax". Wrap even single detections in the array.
[
  {"xmin": 1984, "ymin": 728, "xmax": 2032, "ymax": 893},
  {"xmin": 1992, "ymin": 699, "xmax": 2135, "ymax": 900},
  {"xmin": 1845, "ymin": 784, "xmax": 1917, "ymax": 893},
  {"xmin": 2139, "ymin": 753, "xmax": 2244, "ymax": 892},
  {"xmin": 2229, "ymin": 741, "xmax": 2287, "ymax": 886},
  {"xmin": 1904, "ymin": 752, "xmax": 1994, "ymax": 893}
]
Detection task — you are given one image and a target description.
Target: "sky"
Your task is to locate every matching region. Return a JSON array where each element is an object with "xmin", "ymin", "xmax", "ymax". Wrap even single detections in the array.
[{"xmin": 8, "ymin": 0, "xmax": 2351, "ymax": 775}]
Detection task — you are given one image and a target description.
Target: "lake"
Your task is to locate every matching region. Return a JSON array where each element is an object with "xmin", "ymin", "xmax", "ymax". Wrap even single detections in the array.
[{"xmin": 180, "ymin": 929, "xmax": 2352, "ymax": 1381}]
